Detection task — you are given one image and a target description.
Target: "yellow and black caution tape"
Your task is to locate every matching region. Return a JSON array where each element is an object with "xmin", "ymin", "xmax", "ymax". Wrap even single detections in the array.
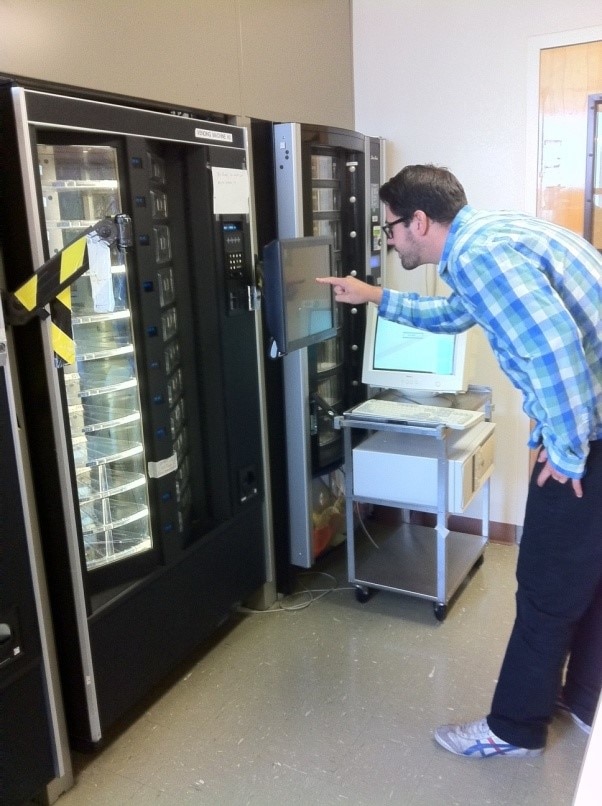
[
  {"xmin": 12, "ymin": 233, "xmax": 89, "ymax": 366},
  {"xmin": 6, "ymin": 217, "xmax": 122, "ymax": 366},
  {"xmin": 50, "ymin": 288, "xmax": 75, "ymax": 366}
]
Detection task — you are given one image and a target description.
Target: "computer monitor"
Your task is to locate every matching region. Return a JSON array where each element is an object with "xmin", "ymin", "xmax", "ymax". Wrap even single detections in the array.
[
  {"xmin": 361, "ymin": 303, "xmax": 474, "ymax": 399},
  {"xmin": 262, "ymin": 236, "xmax": 337, "ymax": 357}
]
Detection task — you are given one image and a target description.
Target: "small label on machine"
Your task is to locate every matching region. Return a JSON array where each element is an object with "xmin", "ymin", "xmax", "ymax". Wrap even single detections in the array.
[
  {"xmin": 148, "ymin": 452, "xmax": 178, "ymax": 478},
  {"xmin": 195, "ymin": 128, "xmax": 233, "ymax": 143}
]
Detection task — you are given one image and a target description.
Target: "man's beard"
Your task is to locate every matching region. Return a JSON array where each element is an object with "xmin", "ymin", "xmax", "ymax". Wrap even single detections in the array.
[{"xmin": 397, "ymin": 248, "xmax": 422, "ymax": 271}]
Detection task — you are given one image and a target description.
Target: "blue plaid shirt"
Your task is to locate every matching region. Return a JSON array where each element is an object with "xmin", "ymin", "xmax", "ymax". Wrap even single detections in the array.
[{"xmin": 379, "ymin": 205, "xmax": 602, "ymax": 478}]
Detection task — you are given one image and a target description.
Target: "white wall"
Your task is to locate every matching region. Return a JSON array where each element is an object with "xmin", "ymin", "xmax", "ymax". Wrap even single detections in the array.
[
  {"xmin": 0, "ymin": 0, "xmax": 354, "ymax": 128},
  {"xmin": 352, "ymin": 0, "xmax": 602, "ymax": 525}
]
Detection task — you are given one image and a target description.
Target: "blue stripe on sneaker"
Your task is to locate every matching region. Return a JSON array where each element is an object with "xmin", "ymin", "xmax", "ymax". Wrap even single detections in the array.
[{"xmin": 466, "ymin": 739, "xmax": 520, "ymax": 756}]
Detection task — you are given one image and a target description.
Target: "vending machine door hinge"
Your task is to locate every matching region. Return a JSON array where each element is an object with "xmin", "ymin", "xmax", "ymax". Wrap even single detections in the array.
[{"xmin": 248, "ymin": 284, "xmax": 261, "ymax": 311}]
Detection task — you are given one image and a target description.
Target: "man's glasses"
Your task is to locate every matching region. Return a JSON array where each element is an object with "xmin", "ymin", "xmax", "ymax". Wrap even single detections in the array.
[{"xmin": 381, "ymin": 216, "xmax": 406, "ymax": 239}]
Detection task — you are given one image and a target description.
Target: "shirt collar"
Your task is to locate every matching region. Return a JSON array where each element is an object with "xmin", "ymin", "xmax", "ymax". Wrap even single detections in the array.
[{"xmin": 439, "ymin": 204, "xmax": 475, "ymax": 272}]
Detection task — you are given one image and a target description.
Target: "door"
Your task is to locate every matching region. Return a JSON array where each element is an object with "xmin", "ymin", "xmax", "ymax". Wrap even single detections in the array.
[{"xmin": 585, "ymin": 93, "xmax": 602, "ymax": 249}]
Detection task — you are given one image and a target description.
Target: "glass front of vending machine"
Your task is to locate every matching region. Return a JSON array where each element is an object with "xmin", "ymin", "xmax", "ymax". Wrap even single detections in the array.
[{"xmin": 39, "ymin": 143, "xmax": 155, "ymax": 585}]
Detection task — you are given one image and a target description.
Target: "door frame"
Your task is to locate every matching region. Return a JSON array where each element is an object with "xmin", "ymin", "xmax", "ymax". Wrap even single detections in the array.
[{"xmin": 526, "ymin": 25, "xmax": 602, "ymax": 214}]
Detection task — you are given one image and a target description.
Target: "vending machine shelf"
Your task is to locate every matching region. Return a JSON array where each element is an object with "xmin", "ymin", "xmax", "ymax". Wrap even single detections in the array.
[
  {"xmin": 80, "ymin": 500, "xmax": 149, "ymax": 535},
  {"xmin": 84, "ymin": 521, "xmax": 152, "ymax": 569},
  {"xmin": 44, "ymin": 218, "xmax": 114, "ymax": 230},
  {"xmin": 76, "ymin": 467, "xmax": 146, "ymax": 501},
  {"xmin": 74, "ymin": 436, "xmax": 144, "ymax": 468},
  {"xmin": 72, "ymin": 309, "xmax": 131, "ymax": 326},
  {"xmin": 74, "ymin": 378, "xmax": 137, "ymax": 401},
  {"xmin": 312, "ymin": 210, "xmax": 341, "ymax": 220},
  {"xmin": 41, "ymin": 179, "xmax": 118, "ymax": 191},
  {"xmin": 316, "ymin": 361, "xmax": 342, "ymax": 375},
  {"xmin": 76, "ymin": 343, "xmax": 134, "ymax": 362},
  {"xmin": 82, "ymin": 406, "xmax": 140, "ymax": 432},
  {"xmin": 312, "ymin": 177, "xmax": 339, "ymax": 186}
]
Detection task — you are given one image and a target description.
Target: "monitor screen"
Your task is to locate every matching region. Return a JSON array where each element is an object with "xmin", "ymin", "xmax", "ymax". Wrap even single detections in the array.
[
  {"xmin": 361, "ymin": 304, "xmax": 473, "ymax": 397},
  {"xmin": 262, "ymin": 236, "xmax": 337, "ymax": 357}
]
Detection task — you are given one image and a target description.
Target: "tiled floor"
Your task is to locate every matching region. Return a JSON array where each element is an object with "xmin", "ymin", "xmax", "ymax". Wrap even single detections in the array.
[{"xmin": 54, "ymin": 542, "xmax": 588, "ymax": 805}]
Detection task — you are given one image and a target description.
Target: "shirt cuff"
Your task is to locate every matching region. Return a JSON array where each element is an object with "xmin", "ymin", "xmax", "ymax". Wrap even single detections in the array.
[{"xmin": 378, "ymin": 287, "xmax": 393, "ymax": 317}]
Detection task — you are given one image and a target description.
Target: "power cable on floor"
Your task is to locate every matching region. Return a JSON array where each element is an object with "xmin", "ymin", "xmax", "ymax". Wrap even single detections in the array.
[{"xmin": 236, "ymin": 571, "xmax": 356, "ymax": 614}]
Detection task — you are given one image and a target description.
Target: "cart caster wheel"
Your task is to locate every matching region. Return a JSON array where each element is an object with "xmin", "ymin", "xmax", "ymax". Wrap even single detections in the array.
[
  {"xmin": 473, "ymin": 554, "xmax": 485, "ymax": 570},
  {"xmin": 434, "ymin": 603, "xmax": 448, "ymax": 622},
  {"xmin": 355, "ymin": 586, "xmax": 372, "ymax": 603}
]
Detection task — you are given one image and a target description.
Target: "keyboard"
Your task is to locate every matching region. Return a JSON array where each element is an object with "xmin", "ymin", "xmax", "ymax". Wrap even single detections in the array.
[{"xmin": 347, "ymin": 398, "xmax": 485, "ymax": 430}]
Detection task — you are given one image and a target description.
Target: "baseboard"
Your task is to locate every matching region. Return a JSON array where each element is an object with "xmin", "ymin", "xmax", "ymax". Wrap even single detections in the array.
[{"xmin": 446, "ymin": 514, "xmax": 517, "ymax": 545}]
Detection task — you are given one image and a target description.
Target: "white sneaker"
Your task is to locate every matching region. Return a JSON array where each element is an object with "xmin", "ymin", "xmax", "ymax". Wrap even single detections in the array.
[{"xmin": 434, "ymin": 717, "xmax": 544, "ymax": 758}]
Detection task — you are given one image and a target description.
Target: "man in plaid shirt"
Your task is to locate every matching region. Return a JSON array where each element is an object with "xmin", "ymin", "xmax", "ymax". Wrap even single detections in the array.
[{"xmin": 317, "ymin": 164, "xmax": 601, "ymax": 757}]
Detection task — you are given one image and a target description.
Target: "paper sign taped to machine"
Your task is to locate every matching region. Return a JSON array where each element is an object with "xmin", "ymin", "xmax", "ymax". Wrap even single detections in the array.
[{"xmin": 212, "ymin": 167, "xmax": 250, "ymax": 215}]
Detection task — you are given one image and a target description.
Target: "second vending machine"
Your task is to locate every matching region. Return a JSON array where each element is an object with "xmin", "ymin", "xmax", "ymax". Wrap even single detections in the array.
[{"xmin": 257, "ymin": 122, "xmax": 385, "ymax": 579}]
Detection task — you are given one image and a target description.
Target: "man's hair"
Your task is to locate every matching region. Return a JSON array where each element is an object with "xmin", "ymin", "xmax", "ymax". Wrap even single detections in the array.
[{"xmin": 379, "ymin": 164, "xmax": 467, "ymax": 224}]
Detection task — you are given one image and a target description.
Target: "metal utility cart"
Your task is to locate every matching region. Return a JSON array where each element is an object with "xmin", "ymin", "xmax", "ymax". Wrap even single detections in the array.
[{"xmin": 337, "ymin": 387, "xmax": 494, "ymax": 621}]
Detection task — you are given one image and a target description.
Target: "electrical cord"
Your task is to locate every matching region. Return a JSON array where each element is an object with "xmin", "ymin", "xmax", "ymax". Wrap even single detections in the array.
[
  {"xmin": 354, "ymin": 501, "xmax": 380, "ymax": 550},
  {"xmin": 237, "ymin": 476, "xmax": 382, "ymax": 615},
  {"xmin": 236, "ymin": 571, "xmax": 356, "ymax": 614}
]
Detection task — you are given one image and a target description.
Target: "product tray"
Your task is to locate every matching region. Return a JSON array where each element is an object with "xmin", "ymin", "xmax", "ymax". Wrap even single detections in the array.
[
  {"xmin": 76, "ymin": 467, "xmax": 146, "ymax": 502},
  {"xmin": 82, "ymin": 402, "xmax": 141, "ymax": 431},
  {"xmin": 73, "ymin": 435, "xmax": 144, "ymax": 468},
  {"xmin": 80, "ymin": 498, "xmax": 148, "ymax": 535},
  {"xmin": 84, "ymin": 522, "xmax": 152, "ymax": 569}
]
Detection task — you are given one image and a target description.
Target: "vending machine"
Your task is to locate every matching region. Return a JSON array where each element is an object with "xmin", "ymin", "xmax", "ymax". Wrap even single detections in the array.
[
  {"xmin": 0, "ymin": 80, "xmax": 266, "ymax": 746},
  {"xmin": 252, "ymin": 121, "xmax": 385, "ymax": 581},
  {"xmin": 0, "ymin": 298, "xmax": 72, "ymax": 803}
]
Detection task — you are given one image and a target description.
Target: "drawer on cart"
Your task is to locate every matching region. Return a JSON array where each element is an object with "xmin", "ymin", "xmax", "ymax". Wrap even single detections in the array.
[{"xmin": 352, "ymin": 421, "xmax": 495, "ymax": 513}]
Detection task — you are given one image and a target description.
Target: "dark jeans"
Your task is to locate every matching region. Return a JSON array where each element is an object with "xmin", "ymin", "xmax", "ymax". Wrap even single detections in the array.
[{"xmin": 487, "ymin": 440, "xmax": 602, "ymax": 749}]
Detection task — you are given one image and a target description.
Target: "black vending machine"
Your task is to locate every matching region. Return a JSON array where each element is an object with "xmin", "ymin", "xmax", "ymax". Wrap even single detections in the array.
[
  {"xmin": 0, "ymin": 297, "xmax": 72, "ymax": 803},
  {"xmin": 252, "ymin": 121, "xmax": 385, "ymax": 584},
  {"xmin": 0, "ymin": 80, "xmax": 267, "ymax": 746}
]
